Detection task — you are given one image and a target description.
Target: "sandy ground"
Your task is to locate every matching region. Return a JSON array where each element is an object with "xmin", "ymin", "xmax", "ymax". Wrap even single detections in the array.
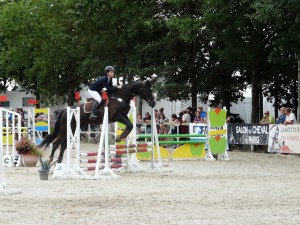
[{"xmin": 1, "ymin": 143, "xmax": 300, "ymax": 225}]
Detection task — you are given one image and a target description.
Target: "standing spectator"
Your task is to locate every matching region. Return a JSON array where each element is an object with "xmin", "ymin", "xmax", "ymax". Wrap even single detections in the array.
[
  {"xmin": 143, "ymin": 112, "xmax": 151, "ymax": 133},
  {"xmin": 182, "ymin": 110, "xmax": 191, "ymax": 123},
  {"xmin": 158, "ymin": 113, "xmax": 169, "ymax": 147},
  {"xmin": 194, "ymin": 111, "xmax": 203, "ymax": 123},
  {"xmin": 158, "ymin": 113, "xmax": 169, "ymax": 134},
  {"xmin": 197, "ymin": 106, "xmax": 207, "ymax": 121},
  {"xmin": 276, "ymin": 107, "xmax": 286, "ymax": 124},
  {"xmin": 157, "ymin": 107, "xmax": 164, "ymax": 120},
  {"xmin": 136, "ymin": 114, "xmax": 144, "ymax": 134},
  {"xmin": 260, "ymin": 110, "xmax": 275, "ymax": 124},
  {"xmin": 169, "ymin": 114, "xmax": 182, "ymax": 148},
  {"xmin": 284, "ymin": 108, "xmax": 297, "ymax": 125},
  {"xmin": 181, "ymin": 110, "xmax": 191, "ymax": 135},
  {"xmin": 187, "ymin": 107, "xmax": 195, "ymax": 122}
]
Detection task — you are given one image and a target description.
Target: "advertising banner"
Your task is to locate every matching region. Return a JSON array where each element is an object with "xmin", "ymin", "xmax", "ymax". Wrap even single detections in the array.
[
  {"xmin": 268, "ymin": 124, "xmax": 300, "ymax": 154},
  {"xmin": 228, "ymin": 124, "xmax": 269, "ymax": 145}
]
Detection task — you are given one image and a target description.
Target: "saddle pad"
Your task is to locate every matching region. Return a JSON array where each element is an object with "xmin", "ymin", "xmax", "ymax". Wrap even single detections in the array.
[{"xmin": 83, "ymin": 101, "xmax": 93, "ymax": 113}]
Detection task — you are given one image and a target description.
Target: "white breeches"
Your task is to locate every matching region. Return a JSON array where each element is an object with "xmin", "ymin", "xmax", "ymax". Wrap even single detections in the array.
[{"xmin": 88, "ymin": 89, "xmax": 102, "ymax": 103}]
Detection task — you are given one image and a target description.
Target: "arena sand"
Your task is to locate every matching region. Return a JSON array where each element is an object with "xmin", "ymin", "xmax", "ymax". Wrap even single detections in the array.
[{"xmin": 1, "ymin": 143, "xmax": 300, "ymax": 225}]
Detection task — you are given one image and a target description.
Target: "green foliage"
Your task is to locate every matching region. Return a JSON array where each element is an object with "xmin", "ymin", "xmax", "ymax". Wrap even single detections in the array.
[
  {"xmin": 0, "ymin": 0, "xmax": 298, "ymax": 118},
  {"xmin": 38, "ymin": 156, "xmax": 55, "ymax": 171}
]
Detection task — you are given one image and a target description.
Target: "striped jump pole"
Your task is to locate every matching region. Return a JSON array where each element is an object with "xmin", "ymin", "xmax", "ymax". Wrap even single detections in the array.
[
  {"xmin": 109, "ymin": 143, "xmax": 149, "ymax": 149},
  {"xmin": 82, "ymin": 163, "xmax": 127, "ymax": 171},
  {"xmin": 80, "ymin": 158, "xmax": 126, "ymax": 164}
]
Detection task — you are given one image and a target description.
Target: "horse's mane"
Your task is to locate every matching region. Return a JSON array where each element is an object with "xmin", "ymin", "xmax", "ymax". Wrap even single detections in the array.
[{"xmin": 122, "ymin": 81, "xmax": 143, "ymax": 91}]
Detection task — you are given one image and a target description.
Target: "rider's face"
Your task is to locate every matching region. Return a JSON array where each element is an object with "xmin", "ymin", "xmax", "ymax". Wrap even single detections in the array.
[{"xmin": 107, "ymin": 71, "xmax": 114, "ymax": 78}]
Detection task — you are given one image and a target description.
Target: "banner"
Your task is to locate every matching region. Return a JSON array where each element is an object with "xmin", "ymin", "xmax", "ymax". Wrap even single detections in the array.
[
  {"xmin": 228, "ymin": 123, "xmax": 269, "ymax": 145},
  {"xmin": 268, "ymin": 124, "xmax": 300, "ymax": 154}
]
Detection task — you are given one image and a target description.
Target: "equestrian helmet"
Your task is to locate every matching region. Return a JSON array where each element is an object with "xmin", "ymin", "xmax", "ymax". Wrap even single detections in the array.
[{"xmin": 105, "ymin": 66, "xmax": 114, "ymax": 72}]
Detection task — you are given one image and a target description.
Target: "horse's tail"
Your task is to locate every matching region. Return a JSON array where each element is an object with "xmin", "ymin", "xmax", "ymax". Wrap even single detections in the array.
[{"xmin": 38, "ymin": 110, "xmax": 64, "ymax": 148}]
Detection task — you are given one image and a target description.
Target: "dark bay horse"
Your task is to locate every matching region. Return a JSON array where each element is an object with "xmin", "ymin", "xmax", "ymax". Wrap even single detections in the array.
[{"xmin": 38, "ymin": 80, "xmax": 156, "ymax": 163}]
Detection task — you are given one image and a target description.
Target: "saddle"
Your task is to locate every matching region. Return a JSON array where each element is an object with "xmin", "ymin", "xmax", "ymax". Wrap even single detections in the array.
[
  {"xmin": 83, "ymin": 100, "xmax": 94, "ymax": 113},
  {"xmin": 83, "ymin": 98, "xmax": 109, "ymax": 114}
]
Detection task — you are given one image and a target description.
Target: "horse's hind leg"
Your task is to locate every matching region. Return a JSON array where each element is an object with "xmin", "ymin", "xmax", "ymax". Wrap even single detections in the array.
[
  {"xmin": 49, "ymin": 140, "xmax": 61, "ymax": 163},
  {"xmin": 57, "ymin": 140, "xmax": 67, "ymax": 163}
]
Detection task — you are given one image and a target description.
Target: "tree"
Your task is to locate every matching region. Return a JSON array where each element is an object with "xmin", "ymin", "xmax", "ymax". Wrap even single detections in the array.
[{"xmin": 202, "ymin": 0, "xmax": 276, "ymax": 122}]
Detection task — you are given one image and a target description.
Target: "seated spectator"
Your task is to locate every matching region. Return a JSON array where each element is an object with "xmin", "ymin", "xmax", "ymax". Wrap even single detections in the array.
[
  {"xmin": 276, "ymin": 107, "xmax": 286, "ymax": 124},
  {"xmin": 284, "ymin": 108, "xmax": 297, "ymax": 125},
  {"xmin": 260, "ymin": 110, "xmax": 275, "ymax": 124}
]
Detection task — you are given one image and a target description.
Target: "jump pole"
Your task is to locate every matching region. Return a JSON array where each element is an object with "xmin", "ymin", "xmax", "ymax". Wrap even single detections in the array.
[
  {"xmin": 148, "ymin": 107, "xmax": 162, "ymax": 170},
  {"xmin": 53, "ymin": 107, "xmax": 81, "ymax": 178},
  {"xmin": 0, "ymin": 108, "xmax": 22, "ymax": 167},
  {"xmin": 0, "ymin": 108, "xmax": 21, "ymax": 194},
  {"xmin": 95, "ymin": 106, "xmax": 119, "ymax": 179}
]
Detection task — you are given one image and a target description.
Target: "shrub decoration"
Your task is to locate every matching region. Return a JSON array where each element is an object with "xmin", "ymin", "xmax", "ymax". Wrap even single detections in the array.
[{"xmin": 15, "ymin": 138, "xmax": 42, "ymax": 156}]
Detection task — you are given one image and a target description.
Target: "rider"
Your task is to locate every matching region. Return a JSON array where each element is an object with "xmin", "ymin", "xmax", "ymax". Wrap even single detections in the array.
[{"xmin": 88, "ymin": 66, "xmax": 122, "ymax": 120}]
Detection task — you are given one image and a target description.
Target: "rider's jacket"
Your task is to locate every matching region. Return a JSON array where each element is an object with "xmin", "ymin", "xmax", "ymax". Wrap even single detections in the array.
[{"xmin": 89, "ymin": 75, "xmax": 117, "ymax": 94}]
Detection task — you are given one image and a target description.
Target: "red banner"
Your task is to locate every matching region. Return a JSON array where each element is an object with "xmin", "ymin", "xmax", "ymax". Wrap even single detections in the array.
[
  {"xmin": 28, "ymin": 99, "xmax": 38, "ymax": 105},
  {"xmin": 0, "ymin": 96, "xmax": 8, "ymax": 101}
]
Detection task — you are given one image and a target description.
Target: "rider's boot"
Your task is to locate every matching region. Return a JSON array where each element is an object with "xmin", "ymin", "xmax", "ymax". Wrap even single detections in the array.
[{"xmin": 89, "ymin": 101, "xmax": 100, "ymax": 120}]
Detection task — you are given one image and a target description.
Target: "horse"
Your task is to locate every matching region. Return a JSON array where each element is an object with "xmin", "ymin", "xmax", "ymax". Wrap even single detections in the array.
[{"xmin": 38, "ymin": 80, "xmax": 156, "ymax": 163}]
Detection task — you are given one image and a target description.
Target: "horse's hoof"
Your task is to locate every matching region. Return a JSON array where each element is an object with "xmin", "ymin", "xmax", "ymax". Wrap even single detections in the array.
[{"xmin": 115, "ymin": 136, "xmax": 123, "ymax": 143}]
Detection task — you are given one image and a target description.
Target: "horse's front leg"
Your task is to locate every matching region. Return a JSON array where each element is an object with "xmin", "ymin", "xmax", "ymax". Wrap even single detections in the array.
[{"xmin": 115, "ymin": 114, "xmax": 133, "ymax": 143}]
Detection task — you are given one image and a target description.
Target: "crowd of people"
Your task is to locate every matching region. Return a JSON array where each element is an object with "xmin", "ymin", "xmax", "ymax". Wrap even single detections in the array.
[
  {"xmin": 137, "ymin": 105, "xmax": 298, "ymax": 136},
  {"xmin": 136, "ymin": 106, "xmax": 208, "ymax": 136},
  {"xmin": 260, "ymin": 107, "xmax": 297, "ymax": 125}
]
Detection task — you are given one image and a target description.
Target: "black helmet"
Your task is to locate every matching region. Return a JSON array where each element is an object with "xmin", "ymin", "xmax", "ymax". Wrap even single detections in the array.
[{"xmin": 105, "ymin": 66, "xmax": 114, "ymax": 72}]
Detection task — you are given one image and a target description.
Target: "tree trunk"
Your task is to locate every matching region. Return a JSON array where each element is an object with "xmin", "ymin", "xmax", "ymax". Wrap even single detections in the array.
[
  {"xmin": 190, "ymin": 77, "xmax": 198, "ymax": 110},
  {"xmin": 251, "ymin": 70, "xmax": 260, "ymax": 123},
  {"xmin": 136, "ymin": 96, "xmax": 143, "ymax": 115},
  {"xmin": 259, "ymin": 86, "xmax": 263, "ymax": 121},
  {"xmin": 67, "ymin": 90, "xmax": 75, "ymax": 106}
]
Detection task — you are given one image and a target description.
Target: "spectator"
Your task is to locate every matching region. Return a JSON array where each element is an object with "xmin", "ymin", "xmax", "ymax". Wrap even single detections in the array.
[
  {"xmin": 158, "ymin": 112, "xmax": 169, "ymax": 147},
  {"xmin": 158, "ymin": 113, "xmax": 169, "ymax": 134},
  {"xmin": 194, "ymin": 111, "xmax": 203, "ymax": 123},
  {"xmin": 157, "ymin": 107, "xmax": 164, "ymax": 120},
  {"xmin": 169, "ymin": 114, "xmax": 181, "ymax": 148},
  {"xmin": 143, "ymin": 112, "xmax": 151, "ymax": 133},
  {"xmin": 181, "ymin": 110, "xmax": 190, "ymax": 135},
  {"xmin": 136, "ymin": 114, "xmax": 144, "ymax": 134},
  {"xmin": 187, "ymin": 107, "xmax": 195, "ymax": 122},
  {"xmin": 275, "ymin": 107, "xmax": 286, "ymax": 124},
  {"xmin": 182, "ymin": 110, "xmax": 191, "ymax": 123},
  {"xmin": 260, "ymin": 110, "xmax": 275, "ymax": 124},
  {"xmin": 284, "ymin": 108, "xmax": 297, "ymax": 125},
  {"xmin": 197, "ymin": 106, "xmax": 207, "ymax": 118}
]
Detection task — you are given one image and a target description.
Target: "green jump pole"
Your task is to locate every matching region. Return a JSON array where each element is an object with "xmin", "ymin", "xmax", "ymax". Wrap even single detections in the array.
[
  {"xmin": 143, "ymin": 140, "xmax": 207, "ymax": 145},
  {"xmin": 137, "ymin": 134, "xmax": 207, "ymax": 138}
]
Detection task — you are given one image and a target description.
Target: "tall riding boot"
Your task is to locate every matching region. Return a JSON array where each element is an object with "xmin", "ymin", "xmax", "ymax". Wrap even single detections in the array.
[{"xmin": 89, "ymin": 101, "xmax": 100, "ymax": 120}]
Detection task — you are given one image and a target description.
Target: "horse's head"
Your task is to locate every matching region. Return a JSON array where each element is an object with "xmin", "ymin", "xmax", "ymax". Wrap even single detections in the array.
[{"xmin": 137, "ymin": 80, "xmax": 156, "ymax": 108}]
